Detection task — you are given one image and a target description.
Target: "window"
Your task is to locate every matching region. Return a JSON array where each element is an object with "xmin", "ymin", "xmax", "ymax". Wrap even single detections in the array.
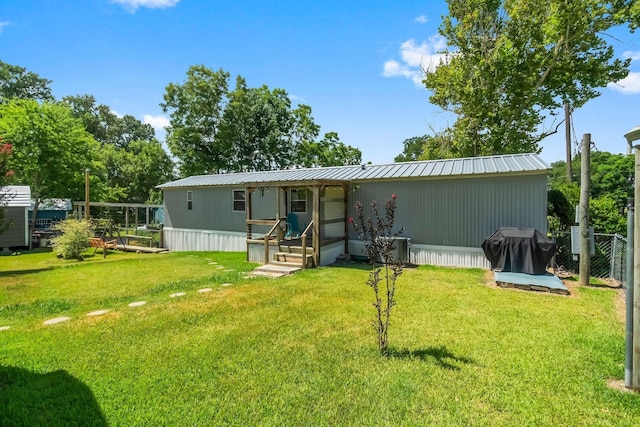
[
  {"xmin": 233, "ymin": 190, "xmax": 246, "ymax": 212},
  {"xmin": 290, "ymin": 188, "xmax": 307, "ymax": 213},
  {"xmin": 187, "ymin": 191, "xmax": 193, "ymax": 210}
]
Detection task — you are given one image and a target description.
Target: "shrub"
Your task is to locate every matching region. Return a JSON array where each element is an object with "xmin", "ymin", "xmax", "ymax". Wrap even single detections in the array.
[
  {"xmin": 52, "ymin": 219, "xmax": 93, "ymax": 260},
  {"xmin": 350, "ymin": 194, "xmax": 404, "ymax": 356}
]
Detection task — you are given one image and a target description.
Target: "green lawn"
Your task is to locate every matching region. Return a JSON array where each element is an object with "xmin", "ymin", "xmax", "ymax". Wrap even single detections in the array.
[{"xmin": 0, "ymin": 250, "xmax": 638, "ymax": 425}]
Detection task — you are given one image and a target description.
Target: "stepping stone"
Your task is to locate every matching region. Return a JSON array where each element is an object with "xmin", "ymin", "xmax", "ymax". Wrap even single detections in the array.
[
  {"xmin": 197, "ymin": 288, "xmax": 213, "ymax": 293},
  {"xmin": 43, "ymin": 317, "xmax": 71, "ymax": 325},
  {"xmin": 0, "ymin": 326, "xmax": 10, "ymax": 331},
  {"xmin": 224, "ymin": 269, "xmax": 235, "ymax": 272},
  {"xmin": 170, "ymin": 292, "xmax": 186, "ymax": 298},
  {"xmin": 216, "ymin": 266, "xmax": 225, "ymax": 269},
  {"xmin": 208, "ymin": 262, "xmax": 218, "ymax": 265},
  {"xmin": 87, "ymin": 309, "xmax": 109, "ymax": 317},
  {"xmin": 221, "ymin": 283, "xmax": 233, "ymax": 287},
  {"xmin": 128, "ymin": 301, "xmax": 147, "ymax": 307}
]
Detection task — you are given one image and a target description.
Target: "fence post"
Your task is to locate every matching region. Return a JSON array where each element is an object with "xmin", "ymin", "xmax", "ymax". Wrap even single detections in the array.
[{"xmin": 611, "ymin": 235, "xmax": 618, "ymax": 279}]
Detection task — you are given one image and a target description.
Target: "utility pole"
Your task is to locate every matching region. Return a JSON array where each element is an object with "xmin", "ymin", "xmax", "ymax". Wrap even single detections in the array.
[
  {"xmin": 85, "ymin": 168, "xmax": 90, "ymax": 220},
  {"xmin": 579, "ymin": 134, "xmax": 591, "ymax": 287},
  {"xmin": 565, "ymin": 103, "xmax": 572, "ymax": 182}
]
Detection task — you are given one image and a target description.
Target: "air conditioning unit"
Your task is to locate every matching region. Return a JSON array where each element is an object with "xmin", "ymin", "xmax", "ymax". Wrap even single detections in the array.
[{"xmin": 375, "ymin": 237, "xmax": 409, "ymax": 264}]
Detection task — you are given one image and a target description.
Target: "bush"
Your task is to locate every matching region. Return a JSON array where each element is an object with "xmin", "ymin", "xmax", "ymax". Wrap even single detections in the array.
[
  {"xmin": 350, "ymin": 194, "xmax": 404, "ymax": 356},
  {"xmin": 52, "ymin": 219, "xmax": 93, "ymax": 260}
]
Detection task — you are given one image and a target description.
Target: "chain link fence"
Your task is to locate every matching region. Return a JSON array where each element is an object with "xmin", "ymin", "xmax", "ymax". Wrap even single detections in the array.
[{"xmin": 551, "ymin": 231, "xmax": 627, "ymax": 285}]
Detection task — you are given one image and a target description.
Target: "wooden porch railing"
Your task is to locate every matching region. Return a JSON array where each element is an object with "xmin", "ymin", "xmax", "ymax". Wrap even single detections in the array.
[
  {"xmin": 301, "ymin": 221, "xmax": 314, "ymax": 269},
  {"xmin": 263, "ymin": 219, "xmax": 285, "ymax": 264}
]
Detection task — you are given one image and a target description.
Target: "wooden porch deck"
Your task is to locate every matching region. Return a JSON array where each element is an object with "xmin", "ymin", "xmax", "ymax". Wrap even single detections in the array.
[{"xmin": 115, "ymin": 244, "xmax": 168, "ymax": 254}]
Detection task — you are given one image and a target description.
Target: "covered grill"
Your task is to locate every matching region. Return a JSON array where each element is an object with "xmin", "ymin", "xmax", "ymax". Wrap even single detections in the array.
[{"xmin": 481, "ymin": 227, "xmax": 556, "ymax": 275}]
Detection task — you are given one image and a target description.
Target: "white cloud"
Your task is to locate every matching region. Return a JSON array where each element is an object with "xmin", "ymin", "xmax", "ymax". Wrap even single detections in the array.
[
  {"xmin": 111, "ymin": 0, "xmax": 180, "ymax": 12},
  {"xmin": 609, "ymin": 72, "xmax": 640, "ymax": 95},
  {"xmin": 289, "ymin": 94, "xmax": 306, "ymax": 103},
  {"xmin": 414, "ymin": 15, "xmax": 427, "ymax": 24},
  {"xmin": 623, "ymin": 51, "xmax": 640, "ymax": 61},
  {"xmin": 0, "ymin": 21, "xmax": 10, "ymax": 34},
  {"xmin": 143, "ymin": 114, "xmax": 170, "ymax": 130},
  {"xmin": 382, "ymin": 36, "xmax": 449, "ymax": 86}
]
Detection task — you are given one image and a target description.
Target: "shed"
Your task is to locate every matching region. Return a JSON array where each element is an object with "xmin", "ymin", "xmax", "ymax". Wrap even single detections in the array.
[
  {"xmin": 158, "ymin": 153, "xmax": 550, "ymax": 268},
  {"xmin": 0, "ymin": 186, "xmax": 31, "ymax": 249},
  {"xmin": 30, "ymin": 198, "xmax": 72, "ymax": 230}
]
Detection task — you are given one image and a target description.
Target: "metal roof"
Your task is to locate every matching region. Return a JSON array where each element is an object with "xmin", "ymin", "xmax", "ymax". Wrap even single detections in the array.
[
  {"xmin": 158, "ymin": 153, "xmax": 550, "ymax": 189},
  {"xmin": 1, "ymin": 186, "xmax": 31, "ymax": 207}
]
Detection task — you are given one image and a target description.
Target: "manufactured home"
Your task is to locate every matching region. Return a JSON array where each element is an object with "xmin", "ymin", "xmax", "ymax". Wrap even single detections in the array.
[
  {"xmin": 0, "ymin": 186, "xmax": 31, "ymax": 249},
  {"xmin": 159, "ymin": 153, "xmax": 550, "ymax": 269}
]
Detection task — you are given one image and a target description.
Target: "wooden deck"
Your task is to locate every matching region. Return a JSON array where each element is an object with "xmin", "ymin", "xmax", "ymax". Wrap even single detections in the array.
[{"xmin": 115, "ymin": 244, "xmax": 168, "ymax": 254}]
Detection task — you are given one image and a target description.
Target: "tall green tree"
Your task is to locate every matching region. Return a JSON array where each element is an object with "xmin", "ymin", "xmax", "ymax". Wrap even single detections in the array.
[
  {"xmin": 162, "ymin": 65, "xmax": 360, "ymax": 175},
  {"xmin": 0, "ymin": 60, "xmax": 53, "ymax": 103},
  {"xmin": 63, "ymin": 94, "xmax": 155, "ymax": 149},
  {"xmin": 218, "ymin": 77, "xmax": 294, "ymax": 171},
  {"xmin": 0, "ymin": 100, "xmax": 101, "ymax": 246},
  {"xmin": 161, "ymin": 66, "xmax": 230, "ymax": 176},
  {"xmin": 63, "ymin": 94, "xmax": 175, "ymax": 203},
  {"xmin": 547, "ymin": 152, "xmax": 633, "ymax": 233},
  {"xmin": 424, "ymin": 0, "xmax": 635, "ymax": 158}
]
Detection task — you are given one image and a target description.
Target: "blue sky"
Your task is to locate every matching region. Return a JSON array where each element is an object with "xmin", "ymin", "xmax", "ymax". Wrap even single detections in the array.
[{"xmin": 1, "ymin": 0, "xmax": 639, "ymax": 166}]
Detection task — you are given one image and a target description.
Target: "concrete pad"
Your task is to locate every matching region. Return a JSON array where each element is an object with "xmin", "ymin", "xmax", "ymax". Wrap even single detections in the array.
[
  {"xmin": 494, "ymin": 271, "xmax": 569, "ymax": 294},
  {"xmin": 0, "ymin": 326, "xmax": 10, "ymax": 331},
  {"xmin": 87, "ymin": 310, "xmax": 109, "ymax": 316},
  {"xmin": 170, "ymin": 292, "xmax": 186, "ymax": 298},
  {"xmin": 128, "ymin": 301, "xmax": 147, "ymax": 307},
  {"xmin": 43, "ymin": 317, "xmax": 71, "ymax": 325},
  {"xmin": 197, "ymin": 288, "xmax": 213, "ymax": 293}
]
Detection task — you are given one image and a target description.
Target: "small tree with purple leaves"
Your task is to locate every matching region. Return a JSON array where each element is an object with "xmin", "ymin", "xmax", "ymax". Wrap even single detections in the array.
[{"xmin": 350, "ymin": 194, "xmax": 404, "ymax": 356}]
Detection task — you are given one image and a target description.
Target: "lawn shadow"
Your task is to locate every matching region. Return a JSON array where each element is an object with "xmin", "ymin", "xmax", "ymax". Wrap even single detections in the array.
[
  {"xmin": 0, "ymin": 366, "xmax": 107, "ymax": 426},
  {"xmin": 0, "ymin": 267, "xmax": 54, "ymax": 278},
  {"xmin": 388, "ymin": 346, "xmax": 475, "ymax": 370}
]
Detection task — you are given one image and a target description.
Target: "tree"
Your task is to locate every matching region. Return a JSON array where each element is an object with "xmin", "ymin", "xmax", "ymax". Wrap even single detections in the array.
[
  {"xmin": 63, "ymin": 94, "xmax": 175, "ymax": 203},
  {"xmin": 218, "ymin": 77, "xmax": 294, "ymax": 171},
  {"xmin": 161, "ymin": 66, "xmax": 230, "ymax": 176},
  {"xmin": 547, "ymin": 152, "xmax": 632, "ymax": 233},
  {"xmin": 0, "ymin": 60, "xmax": 53, "ymax": 103},
  {"xmin": 394, "ymin": 136, "xmax": 427, "ymax": 162},
  {"xmin": 162, "ymin": 65, "xmax": 361, "ymax": 174},
  {"xmin": 424, "ymin": 0, "xmax": 635, "ymax": 158},
  {"xmin": 0, "ymin": 100, "xmax": 100, "ymax": 247},
  {"xmin": 63, "ymin": 94, "xmax": 155, "ymax": 149},
  {"xmin": 0, "ymin": 138, "xmax": 12, "ymax": 233},
  {"xmin": 394, "ymin": 132, "xmax": 457, "ymax": 161}
]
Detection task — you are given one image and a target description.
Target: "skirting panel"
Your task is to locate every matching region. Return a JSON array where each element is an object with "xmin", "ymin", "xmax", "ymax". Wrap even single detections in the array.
[
  {"xmin": 163, "ymin": 227, "xmax": 246, "ymax": 252},
  {"xmin": 348, "ymin": 240, "xmax": 490, "ymax": 269},
  {"xmin": 409, "ymin": 244, "xmax": 489, "ymax": 268},
  {"xmin": 320, "ymin": 241, "xmax": 345, "ymax": 266}
]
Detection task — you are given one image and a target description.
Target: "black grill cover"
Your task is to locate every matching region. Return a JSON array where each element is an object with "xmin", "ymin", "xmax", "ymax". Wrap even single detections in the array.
[{"xmin": 481, "ymin": 227, "xmax": 556, "ymax": 275}]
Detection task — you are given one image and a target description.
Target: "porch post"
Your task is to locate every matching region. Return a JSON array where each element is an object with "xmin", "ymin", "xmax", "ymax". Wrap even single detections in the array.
[
  {"xmin": 313, "ymin": 185, "xmax": 320, "ymax": 266},
  {"xmin": 246, "ymin": 187, "xmax": 253, "ymax": 262},
  {"xmin": 343, "ymin": 184, "xmax": 349, "ymax": 254}
]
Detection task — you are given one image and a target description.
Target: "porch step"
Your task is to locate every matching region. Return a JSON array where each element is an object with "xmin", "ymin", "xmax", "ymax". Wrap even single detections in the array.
[
  {"xmin": 250, "ymin": 263, "xmax": 301, "ymax": 278},
  {"xmin": 274, "ymin": 251, "xmax": 315, "ymax": 268}
]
